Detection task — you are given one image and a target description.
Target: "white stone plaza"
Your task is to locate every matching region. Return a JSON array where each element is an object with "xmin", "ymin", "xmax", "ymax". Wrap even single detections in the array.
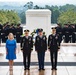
[{"xmin": 0, "ymin": 44, "xmax": 76, "ymax": 75}]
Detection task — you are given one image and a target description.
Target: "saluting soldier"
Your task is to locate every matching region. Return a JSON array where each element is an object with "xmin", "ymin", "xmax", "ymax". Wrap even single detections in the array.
[
  {"xmin": 71, "ymin": 25, "xmax": 76, "ymax": 43},
  {"xmin": 56, "ymin": 23, "xmax": 63, "ymax": 45},
  {"xmin": 1, "ymin": 24, "xmax": 5, "ymax": 43},
  {"xmin": 35, "ymin": 29, "xmax": 47, "ymax": 71},
  {"xmin": 4, "ymin": 22, "xmax": 10, "ymax": 42},
  {"xmin": 63, "ymin": 24, "xmax": 70, "ymax": 43},
  {"xmin": 0, "ymin": 24, "xmax": 3, "ymax": 45},
  {"xmin": 16, "ymin": 24, "xmax": 23, "ymax": 43},
  {"xmin": 2, "ymin": 22, "xmax": 9, "ymax": 43},
  {"xmin": 7, "ymin": 23, "xmax": 16, "ymax": 36},
  {"xmin": 20, "ymin": 30, "xmax": 33, "ymax": 70},
  {"xmin": 48, "ymin": 27, "xmax": 60, "ymax": 70}
]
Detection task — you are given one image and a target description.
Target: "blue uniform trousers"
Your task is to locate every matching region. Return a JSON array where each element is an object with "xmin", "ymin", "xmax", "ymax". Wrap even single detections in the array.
[{"xmin": 37, "ymin": 51, "xmax": 45, "ymax": 69}]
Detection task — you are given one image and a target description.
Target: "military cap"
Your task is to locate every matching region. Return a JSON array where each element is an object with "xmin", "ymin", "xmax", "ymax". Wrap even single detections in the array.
[
  {"xmin": 64, "ymin": 24, "xmax": 68, "ymax": 25},
  {"xmin": 6, "ymin": 22, "xmax": 9, "ymax": 24},
  {"xmin": 17, "ymin": 23, "xmax": 21, "ymax": 26},
  {"xmin": 38, "ymin": 28, "xmax": 43, "ymax": 32},
  {"xmin": 57, "ymin": 23, "xmax": 60, "ymax": 25},
  {"xmin": 51, "ymin": 27, "xmax": 56, "ymax": 30},
  {"xmin": 24, "ymin": 29, "xmax": 30, "ymax": 32}
]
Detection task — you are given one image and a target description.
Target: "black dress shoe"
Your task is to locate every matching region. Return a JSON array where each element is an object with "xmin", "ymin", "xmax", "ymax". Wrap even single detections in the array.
[
  {"xmin": 38, "ymin": 69, "xmax": 41, "ymax": 71},
  {"xmin": 24, "ymin": 68, "xmax": 27, "ymax": 70},
  {"xmin": 55, "ymin": 68, "xmax": 57, "ymax": 70},
  {"xmin": 28, "ymin": 68, "xmax": 30, "ymax": 70},
  {"xmin": 42, "ymin": 68, "xmax": 45, "ymax": 70},
  {"xmin": 51, "ymin": 68, "xmax": 54, "ymax": 70}
]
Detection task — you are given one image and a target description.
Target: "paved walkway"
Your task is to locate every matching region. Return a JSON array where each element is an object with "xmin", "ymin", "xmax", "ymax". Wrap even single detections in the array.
[{"xmin": 0, "ymin": 43, "xmax": 76, "ymax": 75}]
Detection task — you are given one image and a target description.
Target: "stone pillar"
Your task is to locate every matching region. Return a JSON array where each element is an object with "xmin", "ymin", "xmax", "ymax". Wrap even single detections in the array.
[{"xmin": 26, "ymin": 9, "xmax": 51, "ymax": 36}]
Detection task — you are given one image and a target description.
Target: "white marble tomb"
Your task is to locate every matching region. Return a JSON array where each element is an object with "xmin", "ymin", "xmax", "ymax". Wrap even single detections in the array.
[{"xmin": 26, "ymin": 9, "xmax": 51, "ymax": 36}]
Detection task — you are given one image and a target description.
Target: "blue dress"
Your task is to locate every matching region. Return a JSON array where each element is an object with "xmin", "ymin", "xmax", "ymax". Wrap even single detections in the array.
[{"xmin": 6, "ymin": 39, "xmax": 17, "ymax": 60}]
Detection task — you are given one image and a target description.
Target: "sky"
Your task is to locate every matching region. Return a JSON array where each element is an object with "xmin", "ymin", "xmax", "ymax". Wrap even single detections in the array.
[{"xmin": 0, "ymin": 0, "xmax": 76, "ymax": 6}]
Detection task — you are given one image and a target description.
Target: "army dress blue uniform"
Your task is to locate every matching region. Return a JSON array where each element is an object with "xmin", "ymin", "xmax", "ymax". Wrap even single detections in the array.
[
  {"xmin": 0, "ymin": 24, "xmax": 3, "ymax": 43},
  {"xmin": 71, "ymin": 25, "xmax": 76, "ymax": 43},
  {"xmin": 63, "ymin": 25, "xmax": 70, "ymax": 43},
  {"xmin": 7, "ymin": 25, "xmax": 16, "ymax": 36},
  {"xmin": 20, "ymin": 35, "xmax": 33, "ymax": 70},
  {"xmin": 48, "ymin": 33, "xmax": 60, "ymax": 70},
  {"xmin": 35, "ymin": 35, "xmax": 47, "ymax": 70},
  {"xmin": 1, "ymin": 25, "xmax": 6, "ymax": 43},
  {"xmin": 56, "ymin": 25, "xmax": 63, "ymax": 45},
  {"xmin": 16, "ymin": 24, "xmax": 23, "ymax": 43}
]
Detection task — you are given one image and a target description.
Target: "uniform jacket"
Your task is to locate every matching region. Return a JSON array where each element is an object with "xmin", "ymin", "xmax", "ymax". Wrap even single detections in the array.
[
  {"xmin": 20, "ymin": 36, "xmax": 33, "ymax": 53},
  {"xmin": 48, "ymin": 34, "xmax": 60, "ymax": 51},
  {"xmin": 35, "ymin": 35, "xmax": 47, "ymax": 52},
  {"xmin": 16, "ymin": 27, "xmax": 23, "ymax": 36}
]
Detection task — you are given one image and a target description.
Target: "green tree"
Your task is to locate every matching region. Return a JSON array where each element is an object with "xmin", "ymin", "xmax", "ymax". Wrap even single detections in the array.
[
  {"xmin": 0, "ymin": 10, "xmax": 21, "ymax": 25},
  {"xmin": 52, "ymin": 9, "xmax": 60, "ymax": 23},
  {"xmin": 58, "ymin": 9, "xmax": 76, "ymax": 25},
  {"xmin": 45, "ymin": 5, "xmax": 60, "ymax": 23},
  {"xmin": 19, "ymin": 11, "xmax": 26, "ymax": 24},
  {"xmin": 24, "ymin": 1, "xmax": 33, "ymax": 9}
]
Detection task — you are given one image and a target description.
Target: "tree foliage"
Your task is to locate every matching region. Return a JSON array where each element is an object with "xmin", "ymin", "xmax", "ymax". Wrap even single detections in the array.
[
  {"xmin": 1, "ymin": 1, "xmax": 76, "ymax": 25},
  {"xmin": 0, "ymin": 10, "xmax": 21, "ymax": 24},
  {"xmin": 58, "ymin": 9, "xmax": 76, "ymax": 25}
]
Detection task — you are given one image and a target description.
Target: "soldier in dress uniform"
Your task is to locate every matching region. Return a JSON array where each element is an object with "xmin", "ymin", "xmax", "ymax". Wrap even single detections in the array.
[
  {"xmin": 0, "ymin": 24, "xmax": 3, "ymax": 45},
  {"xmin": 1, "ymin": 24, "xmax": 5, "ymax": 43},
  {"xmin": 48, "ymin": 27, "xmax": 60, "ymax": 70},
  {"xmin": 71, "ymin": 25, "xmax": 76, "ymax": 43},
  {"xmin": 20, "ymin": 29, "xmax": 33, "ymax": 70},
  {"xmin": 63, "ymin": 24, "xmax": 70, "ymax": 43},
  {"xmin": 4, "ymin": 22, "xmax": 10, "ymax": 42},
  {"xmin": 35, "ymin": 29, "xmax": 47, "ymax": 71},
  {"xmin": 16, "ymin": 24, "xmax": 23, "ymax": 43},
  {"xmin": 7, "ymin": 23, "xmax": 16, "ymax": 36},
  {"xmin": 1, "ymin": 23, "xmax": 7, "ymax": 43},
  {"xmin": 56, "ymin": 23, "xmax": 63, "ymax": 45},
  {"xmin": 75, "ymin": 24, "xmax": 76, "ymax": 32}
]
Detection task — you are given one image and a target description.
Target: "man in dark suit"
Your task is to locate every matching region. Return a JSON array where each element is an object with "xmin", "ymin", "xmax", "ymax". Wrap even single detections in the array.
[
  {"xmin": 16, "ymin": 24, "xmax": 23, "ymax": 43},
  {"xmin": 20, "ymin": 30, "xmax": 33, "ymax": 70},
  {"xmin": 35, "ymin": 29, "xmax": 47, "ymax": 71},
  {"xmin": 48, "ymin": 27, "xmax": 60, "ymax": 70}
]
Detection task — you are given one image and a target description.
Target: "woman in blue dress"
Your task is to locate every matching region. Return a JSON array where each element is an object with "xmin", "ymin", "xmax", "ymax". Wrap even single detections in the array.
[{"xmin": 6, "ymin": 33, "xmax": 17, "ymax": 70}]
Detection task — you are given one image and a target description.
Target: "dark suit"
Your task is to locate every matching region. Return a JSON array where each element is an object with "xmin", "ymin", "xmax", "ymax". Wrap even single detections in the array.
[
  {"xmin": 35, "ymin": 35, "xmax": 47, "ymax": 69},
  {"xmin": 20, "ymin": 36, "xmax": 33, "ymax": 69},
  {"xmin": 48, "ymin": 34, "xmax": 60, "ymax": 69}
]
